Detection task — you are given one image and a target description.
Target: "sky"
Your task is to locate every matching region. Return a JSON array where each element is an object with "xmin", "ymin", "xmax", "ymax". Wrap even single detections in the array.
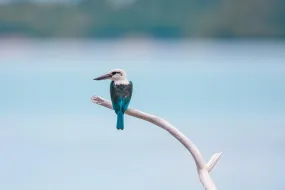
[{"xmin": 0, "ymin": 39, "xmax": 285, "ymax": 190}]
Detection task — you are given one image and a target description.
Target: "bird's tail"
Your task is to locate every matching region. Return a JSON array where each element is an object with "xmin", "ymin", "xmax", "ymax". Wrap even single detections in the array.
[{"xmin": 116, "ymin": 111, "xmax": 124, "ymax": 130}]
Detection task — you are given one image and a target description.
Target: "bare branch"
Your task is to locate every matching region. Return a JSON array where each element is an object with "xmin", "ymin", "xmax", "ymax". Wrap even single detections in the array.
[
  {"xmin": 91, "ymin": 96, "xmax": 222, "ymax": 190},
  {"xmin": 207, "ymin": 152, "xmax": 223, "ymax": 172}
]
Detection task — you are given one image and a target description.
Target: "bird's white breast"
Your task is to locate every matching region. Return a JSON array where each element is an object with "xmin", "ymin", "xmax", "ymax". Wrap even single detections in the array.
[{"xmin": 114, "ymin": 79, "xmax": 130, "ymax": 85}]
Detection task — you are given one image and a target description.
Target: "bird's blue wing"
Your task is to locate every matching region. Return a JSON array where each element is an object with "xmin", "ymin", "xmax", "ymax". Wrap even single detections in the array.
[
  {"xmin": 110, "ymin": 81, "xmax": 133, "ymax": 113},
  {"xmin": 121, "ymin": 81, "xmax": 133, "ymax": 112}
]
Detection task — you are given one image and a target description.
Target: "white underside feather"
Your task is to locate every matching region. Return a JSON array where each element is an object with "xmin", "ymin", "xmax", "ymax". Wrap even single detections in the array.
[{"xmin": 114, "ymin": 79, "xmax": 130, "ymax": 85}]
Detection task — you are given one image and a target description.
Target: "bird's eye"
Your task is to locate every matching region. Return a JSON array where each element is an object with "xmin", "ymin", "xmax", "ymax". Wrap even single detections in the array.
[{"xmin": 112, "ymin": 72, "xmax": 117, "ymax": 75}]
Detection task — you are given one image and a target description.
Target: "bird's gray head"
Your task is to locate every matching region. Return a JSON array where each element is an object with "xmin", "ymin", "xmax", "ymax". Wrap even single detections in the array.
[{"xmin": 94, "ymin": 69, "xmax": 127, "ymax": 82}]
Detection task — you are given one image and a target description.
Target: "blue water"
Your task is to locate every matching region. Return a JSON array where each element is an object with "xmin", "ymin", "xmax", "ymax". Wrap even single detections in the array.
[{"xmin": 0, "ymin": 39, "xmax": 284, "ymax": 190}]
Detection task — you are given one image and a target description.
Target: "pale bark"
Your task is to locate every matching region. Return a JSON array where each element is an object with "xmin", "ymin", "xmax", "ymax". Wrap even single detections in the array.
[{"xmin": 91, "ymin": 96, "xmax": 222, "ymax": 190}]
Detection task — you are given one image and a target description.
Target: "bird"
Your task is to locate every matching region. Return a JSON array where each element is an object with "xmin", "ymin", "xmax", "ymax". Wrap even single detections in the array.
[{"xmin": 94, "ymin": 69, "xmax": 133, "ymax": 130}]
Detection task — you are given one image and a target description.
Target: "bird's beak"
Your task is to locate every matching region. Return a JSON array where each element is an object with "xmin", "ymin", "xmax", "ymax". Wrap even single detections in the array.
[{"xmin": 93, "ymin": 73, "xmax": 112, "ymax": 80}]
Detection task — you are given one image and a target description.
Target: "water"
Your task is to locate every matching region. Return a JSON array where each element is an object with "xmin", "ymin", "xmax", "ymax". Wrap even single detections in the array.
[{"xmin": 0, "ymin": 39, "xmax": 284, "ymax": 190}]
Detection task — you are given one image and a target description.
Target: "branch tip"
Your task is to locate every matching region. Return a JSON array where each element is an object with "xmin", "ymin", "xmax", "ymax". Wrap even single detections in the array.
[
  {"xmin": 207, "ymin": 152, "xmax": 222, "ymax": 172},
  {"xmin": 91, "ymin": 96, "xmax": 104, "ymax": 105}
]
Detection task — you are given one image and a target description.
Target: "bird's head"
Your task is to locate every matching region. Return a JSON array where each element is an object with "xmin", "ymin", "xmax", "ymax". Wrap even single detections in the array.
[{"xmin": 94, "ymin": 69, "xmax": 127, "ymax": 82}]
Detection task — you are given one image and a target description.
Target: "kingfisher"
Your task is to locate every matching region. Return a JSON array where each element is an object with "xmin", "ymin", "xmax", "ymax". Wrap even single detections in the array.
[{"xmin": 94, "ymin": 69, "xmax": 133, "ymax": 130}]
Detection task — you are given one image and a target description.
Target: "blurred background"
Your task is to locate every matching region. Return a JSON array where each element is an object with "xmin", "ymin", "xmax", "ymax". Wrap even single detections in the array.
[
  {"xmin": 1, "ymin": 0, "xmax": 285, "ymax": 190},
  {"xmin": 0, "ymin": 0, "xmax": 285, "ymax": 38}
]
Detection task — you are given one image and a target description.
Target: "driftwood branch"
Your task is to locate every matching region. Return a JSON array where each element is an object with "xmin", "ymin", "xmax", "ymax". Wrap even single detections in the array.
[{"xmin": 91, "ymin": 96, "xmax": 222, "ymax": 190}]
